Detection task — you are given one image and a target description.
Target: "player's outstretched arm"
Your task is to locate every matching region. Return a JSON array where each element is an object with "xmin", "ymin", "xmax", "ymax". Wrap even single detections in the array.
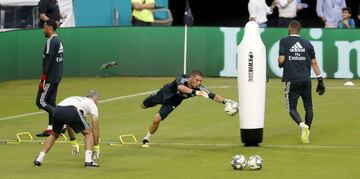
[
  {"xmin": 177, "ymin": 85, "xmax": 208, "ymax": 98},
  {"xmin": 214, "ymin": 95, "xmax": 225, "ymax": 103},
  {"xmin": 215, "ymin": 95, "xmax": 238, "ymax": 107},
  {"xmin": 177, "ymin": 85, "xmax": 194, "ymax": 94}
]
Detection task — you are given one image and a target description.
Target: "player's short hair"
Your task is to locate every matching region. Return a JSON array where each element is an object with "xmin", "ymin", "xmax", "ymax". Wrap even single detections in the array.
[
  {"xmin": 45, "ymin": 19, "xmax": 57, "ymax": 31},
  {"xmin": 342, "ymin": 7, "xmax": 352, "ymax": 14},
  {"xmin": 190, "ymin": 69, "xmax": 203, "ymax": 77},
  {"xmin": 86, "ymin": 90, "xmax": 99, "ymax": 98},
  {"xmin": 289, "ymin": 20, "xmax": 301, "ymax": 34}
]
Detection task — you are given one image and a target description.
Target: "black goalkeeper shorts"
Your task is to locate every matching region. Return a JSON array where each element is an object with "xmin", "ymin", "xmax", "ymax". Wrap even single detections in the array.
[
  {"xmin": 285, "ymin": 81, "xmax": 313, "ymax": 112},
  {"xmin": 143, "ymin": 91, "xmax": 181, "ymax": 120}
]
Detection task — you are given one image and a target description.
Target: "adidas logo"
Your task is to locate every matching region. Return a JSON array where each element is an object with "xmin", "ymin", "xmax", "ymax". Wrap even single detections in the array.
[{"xmin": 289, "ymin": 42, "xmax": 305, "ymax": 52}]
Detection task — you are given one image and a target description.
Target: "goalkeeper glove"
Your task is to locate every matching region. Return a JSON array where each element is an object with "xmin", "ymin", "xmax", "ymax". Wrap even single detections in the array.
[
  {"xmin": 93, "ymin": 145, "xmax": 100, "ymax": 159},
  {"xmin": 223, "ymin": 99, "xmax": 231, "ymax": 104},
  {"xmin": 194, "ymin": 90, "xmax": 209, "ymax": 98},
  {"xmin": 38, "ymin": 74, "xmax": 47, "ymax": 91},
  {"xmin": 223, "ymin": 99, "xmax": 236, "ymax": 105},
  {"xmin": 223, "ymin": 99, "xmax": 239, "ymax": 108},
  {"xmin": 316, "ymin": 76, "xmax": 325, "ymax": 95},
  {"xmin": 70, "ymin": 139, "xmax": 80, "ymax": 157}
]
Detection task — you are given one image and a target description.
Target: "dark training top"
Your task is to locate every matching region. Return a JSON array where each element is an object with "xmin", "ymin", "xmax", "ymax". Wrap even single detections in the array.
[
  {"xmin": 42, "ymin": 34, "xmax": 63, "ymax": 83},
  {"xmin": 279, "ymin": 35, "xmax": 316, "ymax": 82},
  {"xmin": 159, "ymin": 74, "xmax": 216, "ymax": 104}
]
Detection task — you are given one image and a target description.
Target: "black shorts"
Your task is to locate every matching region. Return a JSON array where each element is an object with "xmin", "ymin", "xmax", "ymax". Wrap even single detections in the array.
[
  {"xmin": 285, "ymin": 81, "xmax": 313, "ymax": 112},
  {"xmin": 143, "ymin": 91, "xmax": 181, "ymax": 120},
  {"xmin": 52, "ymin": 106, "xmax": 90, "ymax": 134}
]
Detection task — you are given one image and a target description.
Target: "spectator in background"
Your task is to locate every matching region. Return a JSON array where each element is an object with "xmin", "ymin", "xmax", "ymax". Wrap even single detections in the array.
[
  {"xmin": 131, "ymin": 0, "xmax": 155, "ymax": 26},
  {"xmin": 276, "ymin": 0, "xmax": 307, "ymax": 27},
  {"xmin": 316, "ymin": 0, "xmax": 346, "ymax": 28},
  {"xmin": 338, "ymin": 7, "xmax": 355, "ymax": 28},
  {"xmin": 38, "ymin": 0, "xmax": 62, "ymax": 28},
  {"xmin": 248, "ymin": 0, "xmax": 277, "ymax": 28}
]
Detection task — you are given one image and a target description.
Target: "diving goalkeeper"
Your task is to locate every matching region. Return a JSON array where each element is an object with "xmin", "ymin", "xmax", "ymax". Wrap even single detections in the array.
[{"xmin": 140, "ymin": 69, "xmax": 237, "ymax": 147}]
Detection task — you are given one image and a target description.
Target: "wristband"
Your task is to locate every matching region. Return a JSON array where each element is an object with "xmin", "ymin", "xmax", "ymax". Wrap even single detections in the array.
[{"xmin": 191, "ymin": 89, "xmax": 196, "ymax": 95}]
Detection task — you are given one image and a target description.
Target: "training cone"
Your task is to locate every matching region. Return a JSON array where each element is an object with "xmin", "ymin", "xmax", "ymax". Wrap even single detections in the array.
[{"xmin": 344, "ymin": 81, "xmax": 354, "ymax": 86}]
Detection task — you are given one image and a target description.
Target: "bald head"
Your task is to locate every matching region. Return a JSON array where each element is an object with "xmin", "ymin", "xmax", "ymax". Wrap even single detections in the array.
[
  {"xmin": 86, "ymin": 90, "xmax": 100, "ymax": 104},
  {"xmin": 288, "ymin": 20, "xmax": 302, "ymax": 35}
]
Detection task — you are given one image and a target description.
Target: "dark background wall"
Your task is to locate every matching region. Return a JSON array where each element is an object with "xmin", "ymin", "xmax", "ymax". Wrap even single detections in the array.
[{"xmin": 169, "ymin": 0, "xmax": 360, "ymax": 27}]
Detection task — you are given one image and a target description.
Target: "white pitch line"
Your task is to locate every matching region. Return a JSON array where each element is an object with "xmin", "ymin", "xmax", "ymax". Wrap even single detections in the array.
[
  {"xmin": 262, "ymin": 144, "xmax": 360, "ymax": 149},
  {"xmin": 0, "ymin": 86, "xmax": 231, "ymax": 121},
  {"xmin": 0, "ymin": 111, "xmax": 45, "ymax": 121},
  {"xmin": 268, "ymin": 86, "xmax": 360, "ymax": 90},
  {"xmin": 1, "ymin": 139, "xmax": 359, "ymax": 150},
  {"xmin": 99, "ymin": 90, "xmax": 156, "ymax": 103},
  {"xmin": 327, "ymin": 87, "xmax": 360, "ymax": 90},
  {"xmin": 148, "ymin": 142, "xmax": 360, "ymax": 149}
]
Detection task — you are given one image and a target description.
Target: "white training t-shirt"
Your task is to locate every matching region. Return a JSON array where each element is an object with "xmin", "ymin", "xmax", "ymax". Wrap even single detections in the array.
[
  {"xmin": 248, "ymin": 0, "xmax": 273, "ymax": 24},
  {"xmin": 58, "ymin": 96, "xmax": 99, "ymax": 117},
  {"xmin": 277, "ymin": 0, "xmax": 297, "ymax": 18}
]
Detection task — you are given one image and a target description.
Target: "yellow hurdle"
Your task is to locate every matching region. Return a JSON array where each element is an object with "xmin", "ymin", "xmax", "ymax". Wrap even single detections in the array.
[
  {"xmin": 4, "ymin": 132, "xmax": 33, "ymax": 144},
  {"xmin": 108, "ymin": 134, "xmax": 137, "ymax": 146}
]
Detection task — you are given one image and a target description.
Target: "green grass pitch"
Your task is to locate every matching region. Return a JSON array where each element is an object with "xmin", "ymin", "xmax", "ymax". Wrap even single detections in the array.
[{"xmin": 0, "ymin": 77, "xmax": 359, "ymax": 178}]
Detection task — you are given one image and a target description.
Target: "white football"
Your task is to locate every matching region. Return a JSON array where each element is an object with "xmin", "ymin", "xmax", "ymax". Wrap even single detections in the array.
[
  {"xmin": 224, "ymin": 101, "xmax": 239, "ymax": 116},
  {"xmin": 231, "ymin": 154, "xmax": 246, "ymax": 170},
  {"xmin": 247, "ymin": 155, "xmax": 263, "ymax": 170}
]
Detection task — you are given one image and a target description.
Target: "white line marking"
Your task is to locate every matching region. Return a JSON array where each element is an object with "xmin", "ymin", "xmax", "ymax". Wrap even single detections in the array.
[
  {"xmin": 0, "ymin": 86, "xmax": 231, "ymax": 121},
  {"xmin": 0, "ymin": 112, "xmax": 45, "ymax": 121},
  {"xmin": 1, "ymin": 139, "xmax": 358, "ymax": 150},
  {"xmin": 268, "ymin": 86, "xmax": 360, "ymax": 90},
  {"xmin": 327, "ymin": 87, "xmax": 360, "ymax": 90},
  {"xmin": 148, "ymin": 142, "xmax": 360, "ymax": 149},
  {"xmin": 99, "ymin": 90, "xmax": 156, "ymax": 103}
]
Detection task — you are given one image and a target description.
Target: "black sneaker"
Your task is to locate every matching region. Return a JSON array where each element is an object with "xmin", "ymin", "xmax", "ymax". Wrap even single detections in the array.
[
  {"xmin": 85, "ymin": 161, "xmax": 99, "ymax": 167},
  {"xmin": 36, "ymin": 130, "xmax": 52, "ymax": 137},
  {"xmin": 142, "ymin": 139, "xmax": 149, "ymax": 148},
  {"xmin": 33, "ymin": 160, "xmax": 41, "ymax": 166}
]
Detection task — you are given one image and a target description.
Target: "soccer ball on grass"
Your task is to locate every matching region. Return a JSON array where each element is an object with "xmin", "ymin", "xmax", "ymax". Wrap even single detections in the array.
[
  {"xmin": 247, "ymin": 155, "xmax": 263, "ymax": 170},
  {"xmin": 230, "ymin": 154, "xmax": 246, "ymax": 170}
]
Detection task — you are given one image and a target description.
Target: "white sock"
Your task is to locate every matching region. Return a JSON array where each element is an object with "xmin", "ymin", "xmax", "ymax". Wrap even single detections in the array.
[
  {"xmin": 144, "ymin": 132, "xmax": 152, "ymax": 141},
  {"xmin": 47, "ymin": 125, "xmax": 52, "ymax": 130},
  {"xmin": 299, "ymin": 122, "xmax": 305, "ymax": 128},
  {"xmin": 36, "ymin": 151, "xmax": 46, "ymax": 163},
  {"xmin": 85, "ymin": 150, "xmax": 92, "ymax": 163}
]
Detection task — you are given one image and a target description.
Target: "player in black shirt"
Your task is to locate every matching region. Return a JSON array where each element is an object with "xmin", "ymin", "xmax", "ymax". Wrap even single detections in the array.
[
  {"xmin": 36, "ymin": 19, "xmax": 64, "ymax": 137},
  {"xmin": 38, "ymin": 0, "xmax": 61, "ymax": 28},
  {"xmin": 141, "ymin": 69, "xmax": 237, "ymax": 147},
  {"xmin": 278, "ymin": 20, "xmax": 325, "ymax": 144}
]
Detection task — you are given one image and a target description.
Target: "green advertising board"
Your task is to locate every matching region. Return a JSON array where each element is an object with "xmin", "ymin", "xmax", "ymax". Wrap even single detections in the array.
[{"xmin": 0, "ymin": 27, "xmax": 359, "ymax": 82}]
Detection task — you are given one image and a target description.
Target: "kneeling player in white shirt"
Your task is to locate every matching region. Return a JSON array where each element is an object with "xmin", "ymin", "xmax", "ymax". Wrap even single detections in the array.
[{"xmin": 33, "ymin": 90, "xmax": 100, "ymax": 167}]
